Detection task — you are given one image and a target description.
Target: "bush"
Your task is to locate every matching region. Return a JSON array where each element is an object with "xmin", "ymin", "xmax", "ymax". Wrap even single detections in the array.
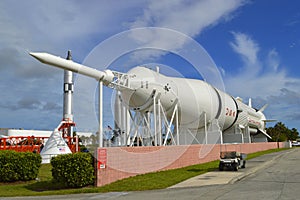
[
  {"xmin": 51, "ymin": 152, "xmax": 95, "ymax": 188},
  {"xmin": 0, "ymin": 150, "xmax": 41, "ymax": 182}
]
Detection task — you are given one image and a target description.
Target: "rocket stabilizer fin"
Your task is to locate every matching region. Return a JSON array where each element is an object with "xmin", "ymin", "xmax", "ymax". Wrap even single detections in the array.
[
  {"xmin": 258, "ymin": 129, "xmax": 272, "ymax": 139},
  {"xmin": 262, "ymin": 119, "xmax": 277, "ymax": 122},
  {"xmin": 258, "ymin": 104, "xmax": 268, "ymax": 112},
  {"xmin": 248, "ymin": 98, "xmax": 252, "ymax": 108}
]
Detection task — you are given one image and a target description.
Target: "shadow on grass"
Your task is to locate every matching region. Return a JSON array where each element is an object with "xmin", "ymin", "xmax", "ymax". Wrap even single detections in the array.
[
  {"xmin": 25, "ymin": 180, "xmax": 70, "ymax": 192},
  {"xmin": 187, "ymin": 166, "xmax": 217, "ymax": 173}
]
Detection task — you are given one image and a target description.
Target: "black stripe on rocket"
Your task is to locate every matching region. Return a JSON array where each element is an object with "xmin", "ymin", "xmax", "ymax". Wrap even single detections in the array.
[
  {"xmin": 213, "ymin": 87, "xmax": 222, "ymax": 119},
  {"xmin": 223, "ymin": 96, "xmax": 240, "ymax": 132}
]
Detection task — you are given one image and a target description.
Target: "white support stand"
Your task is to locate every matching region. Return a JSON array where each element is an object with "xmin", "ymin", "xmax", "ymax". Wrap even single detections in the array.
[
  {"xmin": 176, "ymin": 107, "xmax": 179, "ymax": 145},
  {"xmin": 204, "ymin": 118, "xmax": 223, "ymax": 144},
  {"xmin": 98, "ymin": 81, "xmax": 103, "ymax": 148},
  {"xmin": 204, "ymin": 112, "xmax": 207, "ymax": 144},
  {"xmin": 114, "ymin": 89, "xmax": 179, "ymax": 146},
  {"xmin": 153, "ymin": 93, "xmax": 157, "ymax": 146},
  {"xmin": 244, "ymin": 126, "xmax": 252, "ymax": 143},
  {"xmin": 220, "ymin": 131, "xmax": 224, "ymax": 144},
  {"xmin": 162, "ymin": 103, "xmax": 178, "ymax": 146},
  {"xmin": 158, "ymin": 98, "xmax": 162, "ymax": 146}
]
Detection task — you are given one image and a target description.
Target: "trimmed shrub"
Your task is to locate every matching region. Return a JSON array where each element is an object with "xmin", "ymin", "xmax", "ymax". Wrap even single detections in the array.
[
  {"xmin": 0, "ymin": 150, "xmax": 41, "ymax": 182},
  {"xmin": 51, "ymin": 152, "xmax": 95, "ymax": 188}
]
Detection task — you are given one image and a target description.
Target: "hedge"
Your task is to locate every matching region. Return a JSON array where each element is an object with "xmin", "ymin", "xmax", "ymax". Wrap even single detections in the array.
[
  {"xmin": 0, "ymin": 150, "xmax": 41, "ymax": 182},
  {"xmin": 51, "ymin": 152, "xmax": 95, "ymax": 188}
]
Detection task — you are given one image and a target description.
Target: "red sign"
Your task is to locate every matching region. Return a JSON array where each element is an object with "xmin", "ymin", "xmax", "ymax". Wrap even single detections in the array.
[{"xmin": 97, "ymin": 148, "xmax": 107, "ymax": 169}]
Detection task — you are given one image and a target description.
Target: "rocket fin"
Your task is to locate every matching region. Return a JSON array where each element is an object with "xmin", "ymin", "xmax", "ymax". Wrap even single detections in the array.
[
  {"xmin": 258, "ymin": 104, "xmax": 268, "ymax": 112},
  {"xmin": 248, "ymin": 98, "xmax": 252, "ymax": 108},
  {"xmin": 258, "ymin": 129, "xmax": 272, "ymax": 139},
  {"xmin": 262, "ymin": 119, "xmax": 277, "ymax": 122}
]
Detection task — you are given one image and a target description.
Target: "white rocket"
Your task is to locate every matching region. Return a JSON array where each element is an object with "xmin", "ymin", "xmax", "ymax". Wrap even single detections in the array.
[
  {"xmin": 30, "ymin": 52, "xmax": 272, "ymax": 143},
  {"xmin": 63, "ymin": 50, "xmax": 74, "ymax": 122}
]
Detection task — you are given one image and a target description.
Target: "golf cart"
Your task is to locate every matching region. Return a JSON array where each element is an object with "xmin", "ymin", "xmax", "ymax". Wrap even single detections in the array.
[{"xmin": 219, "ymin": 151, "xmax": 246, "ymax": 171}]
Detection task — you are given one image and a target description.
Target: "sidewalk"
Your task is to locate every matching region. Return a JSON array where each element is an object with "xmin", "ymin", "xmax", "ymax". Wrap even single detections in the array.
[{"xmin": 169, "ymin": 148, "xmax": 293, "ymax": 188}]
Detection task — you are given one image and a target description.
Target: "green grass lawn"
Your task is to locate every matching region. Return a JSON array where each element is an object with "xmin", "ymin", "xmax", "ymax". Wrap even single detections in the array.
[{"xmin": 0, "ymin": 147, "xmax": 289, "ymax": 197}]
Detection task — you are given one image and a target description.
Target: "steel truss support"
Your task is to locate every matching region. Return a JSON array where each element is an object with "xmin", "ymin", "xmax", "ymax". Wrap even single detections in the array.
[{"xmin": 114, "ymin": 91, "xmax": 179, "ymax": 147}]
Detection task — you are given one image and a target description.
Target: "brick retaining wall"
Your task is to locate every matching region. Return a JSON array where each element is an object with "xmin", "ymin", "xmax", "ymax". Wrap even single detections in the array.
[{"xmin": 96, "ymin": 142, "xmax": 285, "ymax": 186}]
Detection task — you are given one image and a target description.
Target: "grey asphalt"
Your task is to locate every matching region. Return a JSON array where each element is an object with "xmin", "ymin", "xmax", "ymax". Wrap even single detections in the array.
[{"xmin": 1, "ymin": 148, "xmax": 298, "ymax": 200}]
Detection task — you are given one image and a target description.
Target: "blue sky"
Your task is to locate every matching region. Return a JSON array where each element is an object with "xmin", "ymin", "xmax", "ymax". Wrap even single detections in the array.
[{"xmin": 0, "ymin": 0, "xmax": 299, "ymax": 132}]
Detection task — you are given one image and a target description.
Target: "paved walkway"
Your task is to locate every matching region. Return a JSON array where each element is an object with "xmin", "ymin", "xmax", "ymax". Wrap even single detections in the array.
[
  {"xmin": 170, "ymin": 148, "xmax": 292, "ymax": 188},
  {"xmin": 169, "ymin": 171, "xmax": 244, "ymax": 188}
]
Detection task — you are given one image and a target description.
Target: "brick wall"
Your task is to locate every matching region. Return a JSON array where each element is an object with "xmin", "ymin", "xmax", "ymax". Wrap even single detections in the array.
[{"xmin": 96, "ymin": 142, "xmax": 284, "ymax": 186}]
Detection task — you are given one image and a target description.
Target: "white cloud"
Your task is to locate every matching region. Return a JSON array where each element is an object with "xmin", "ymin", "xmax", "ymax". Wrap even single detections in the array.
[
  {"xmin": 0, "ymin": 0, "xmax": 147, "ymax": 130},
  {"xmin": 230, "ymin": 32, "xmax": 259, "ymax": 66},
  {"xmin": 72, "ymin": 1, "xmax": 247, "ymax": 131},
  {"xmin": 2, "ymin": 0, "xmax": 297, "ymax": 132},
  {"xmin": 224, "ymin": 32, "xmax": 300, "ymax": 128},
  {"xmin": 266, "ymin": 48, "xmax": 280, "ymax": 71},
  {"xmin": 128, "ymin": 0, "xmax": 247, "ymax": 61},
  {"xmin": 0, "ymin": 1, "xmax": 148, "ymax": 56},
  {"xmin": 131, "ymin": 0, "xmax": 246, "ymax": 36},
  {"xmin": 0, "ymin": 0, "xmax": 248, "ymax": 131},
  {"xmin": 225, "ymin": 32, "xmax": 285, "ymax": 97}
]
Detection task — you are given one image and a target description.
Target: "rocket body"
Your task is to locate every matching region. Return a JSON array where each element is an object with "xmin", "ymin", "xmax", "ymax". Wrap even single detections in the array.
[
  {"xmin": 63, "ymin": 69, "xmax": 74, "ymax": 121},
  {"xmin": 30, "ymin": 52, "xmax": 269, "ymax": 138},
  {"xmin": 123, "ymin": 67, "xmax": 266, "ymax": 133},
  {"xmin": 63, "ymin": 51, "xmax": 74, "ymax": 122}
]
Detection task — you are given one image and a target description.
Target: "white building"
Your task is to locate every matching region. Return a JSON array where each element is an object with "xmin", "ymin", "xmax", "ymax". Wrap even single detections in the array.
[{"xmin": 0, "ymin": 128, "xmax": 92, "ymax": 139}]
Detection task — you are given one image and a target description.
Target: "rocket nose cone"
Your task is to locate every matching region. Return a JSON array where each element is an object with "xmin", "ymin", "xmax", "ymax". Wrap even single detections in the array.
[
  {"xmin": 29, "ymin": 52, "xmax": 37, "ymax": 57},
  {"xmin": 29, "ymin": 52, "xmax": 48, "ymax": 64},
  {"xmin": 29, "ymin": 52, "xmax": 41, "ymax": 60},
  {"xmin": 29, "ymin": 52, "xmax": 42, "ymax": 58}
]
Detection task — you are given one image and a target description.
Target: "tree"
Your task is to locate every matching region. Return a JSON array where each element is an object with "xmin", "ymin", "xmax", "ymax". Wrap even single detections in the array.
[
  {"xmin": 90, "ymin": 134, "xmax": 97, "ymax": 145},
  {"xmin": 288, "ymin": 128, "xmax": 299, "ymax": 141},
  {"xmin": 266, "ymin": 122, "xmax": 299, "ymax": 142}
]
